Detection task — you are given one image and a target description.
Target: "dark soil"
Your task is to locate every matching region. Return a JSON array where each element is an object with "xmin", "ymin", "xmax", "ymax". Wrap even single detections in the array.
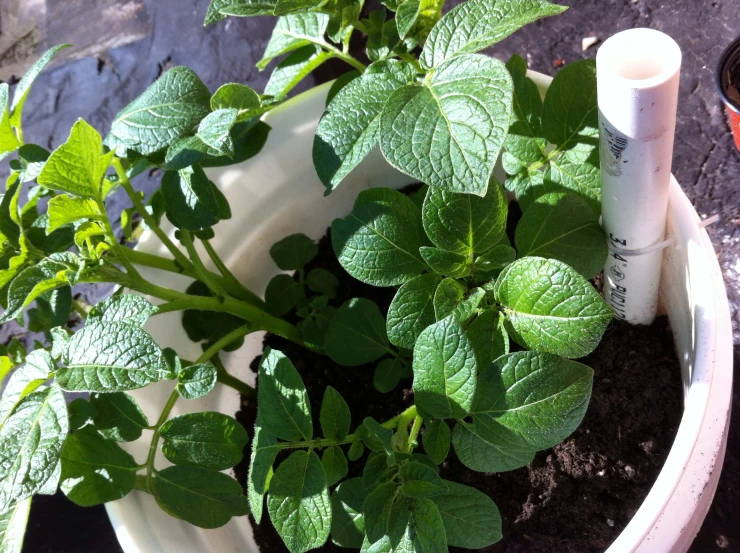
[{"xmin": 234, "ymin": 221, "xmax": 684, "ymax": 553}]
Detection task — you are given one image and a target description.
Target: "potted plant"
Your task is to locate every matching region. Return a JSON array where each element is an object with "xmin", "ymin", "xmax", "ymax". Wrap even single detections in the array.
[{"xmin": 0, "ymin": 1, "xmax": 732, "ymax": 553}]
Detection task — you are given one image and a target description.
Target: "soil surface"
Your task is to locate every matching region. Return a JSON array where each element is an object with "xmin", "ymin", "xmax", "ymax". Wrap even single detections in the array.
[{"xmin": 235, "ymin": 223, "xmax": 684, "ymax": 553}]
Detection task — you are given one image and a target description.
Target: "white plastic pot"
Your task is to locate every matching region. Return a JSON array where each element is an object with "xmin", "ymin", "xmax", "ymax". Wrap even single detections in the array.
[{"xmin": 105, "ymin": 72, "xmax": 733, "ymax": 553}]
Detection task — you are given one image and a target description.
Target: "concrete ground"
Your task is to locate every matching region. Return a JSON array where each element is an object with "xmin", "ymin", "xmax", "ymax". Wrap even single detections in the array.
[{"xmin": 2, "ymin": 0, "xmax": 737, "ymax": 551}]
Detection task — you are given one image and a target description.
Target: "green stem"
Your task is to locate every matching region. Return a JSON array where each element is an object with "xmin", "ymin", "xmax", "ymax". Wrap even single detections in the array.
[
  {"xmin": 210, "ymin": 353, "xmax": 256, "ymax": 399},
  {"xmin": 407, "ymin": 415, "xmax": 423, "ymax": 453},
  {"xmin": 319, "ymin": 41, "xmax": 367, "ymax": 72},
  {"xmin": 96, "ymin": 196, "xmax": 141, "ymax": 279},
  {"xmin": 197, "ymin": 325, "xmax": 254, "ymax": 364},
  {"xmin": 145, "ymin": 387, "xmax": 180, "ymax": 491},
  {"xmin": 201, "ymin": 239, "xmax": 256, "ymax": 305},
  {"xmin": 397, "ymin": 51, "xmax": 423, "ymax": 73},
  {"xmin": 180, "ymin": 230, "xmax": 227, "ymax": 298},
  {"xmin": 113, "ymin": 157, "xmax": 194, "ymax": 273},
  {"xmin": 71, "ymin": 299, "xmax": 88, "ymax": 319}
]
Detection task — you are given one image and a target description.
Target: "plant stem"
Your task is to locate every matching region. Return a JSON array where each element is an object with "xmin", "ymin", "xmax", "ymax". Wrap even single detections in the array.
[
  {"xmin": 320, "ymin": 41, "xmax": 367, "ymax": 72},
  {"xmin": 145, "ymin": 387, "xmax": 180, "ymax": 491},
  {"xmin": 95, "ymin": 196, "xmax": 142, "ymax": 279},
  {"xmin": 201, "ymin": 239, "xmax": 256, "ymax": 304},
  {"xmin": 197, "ymin": 325, "xmax": 254, "ymax": 364},
  {"xmin": 112, "ymin": 157, "xmax": 194, "ymax": 273},
  {"xmin": 397, "ymin": 51, "xmax": 424, "ymax": 73},
  {"xmin": 71, "ymin": 299, "xmax": 88, "ymax": 319},
  {"xmin": 407, "ymin": 415, "xmax": 423, "ymax": 453},
  {"xmin": 180, "ymin": 230, "xmax": 227, "ymax": 298}
]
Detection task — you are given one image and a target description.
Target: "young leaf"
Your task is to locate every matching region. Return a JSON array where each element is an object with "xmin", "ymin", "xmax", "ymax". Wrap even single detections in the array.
[
  {"xmin": 177, "ymin": 363, "xmax": 218, "ymax": 400},
  {"xmin": 363, "ymin": 481, "xmax": 399, "ymax": 543},
  {"xmin": 420, "ymin": 247, "xmax": 471, "ymax": 278},
  {"xmin": 265, "ymin": 45, "xmax": 332, "ymax": 99},
  {"xmin": 46, "ymin": 195, "xmax": 102, "ymax": 234},
  {"xmin": 159, "ymin": 412, "xmax": 249, "ymax": 470},
  {"xmin": 247, "ymin": 418, "xmax": 280, "ymax": 523},
  {"xmin": 363, "ymin": 417, "xmax": 395, "ymax": 465},
  {"xmin": 515, "ymin": 192, "xmax": 607, "ymax": 279},
  {"xmin": 396, "ymin": 0, "xmax": 443, "ymax": 41},
  {"xmin": 320, "ymin": 385, "xmax": 351, "ymax": 441},
  {"xmin": 162, "ymin": 164, "xmax": 221, "ymax": 232},
  {"xmin": 37, "ymin": 119, "xmax": 113, "ymax": 198},
  {"xmin": 267, "ymin": 450, "xmax": 331, "ymax": 553},
  {"xmin": 106, "ymin": 67, "xmax": 211, "ymax": 156},
  {"xmin": 313, "ymin": 60, "xmax": 415, "ymax": 192},
  {"xmin": 413, "ymin": 315, "xmax": 476, "ymax": 419},
  {"xmin": 364, "ymin": 10, "xmax": 400, "ymax": 62},
  {"xmin": 0, "ymin": 497, "xmax": 31, "ymax": 553},
  {"xmin": 473, "ymin": 351, "xmax": 593, "ymax": 450},
  {"xmin": 258, "ymin": 348, "xmax": 313, "ymax": 441},
  {"xmin": 265, "ymin": 274, "xmax": 302, "ymax": 316},
  {"xmin": 88, "ymin": 294, "xmax": 158, "ymax": 327},
  {"xmin": 331, "ymin": 188, "xmax": 427, "ymax": 286},
  {"xmin": 399, "ymin": 461, "xmax": 447, "ymax": 497},
  {"xmin": 9, "ymin": 44, "xmax": 71, "ymax": 130},
  {"xmin": 0, "ymin": 386, "xmax": 68, "ymax": 512},
  {"xmin": 388, "ymin": 496, "xmax": 446, "ymax": 553},
  {"xmin": 494, "ymin": 257, "xmax": 612, "ymax": 358},
  {"xmin": 90, "ymin": 392, "xmax": 150, "ymax": 442},
  {"xmin": 432, "ymin": 481, "xmax": 502, "ymax": 548},
  {"xmin": 420, "ymin": 0, "xmax": 566, "ymax": 69},
  {"xmin": 258, "ymin": 14, "xmax": 330, "ymax": 69},
  {"xmin": 196, "ymin": 108, "xmax": 238, "ymax": 156},
  {"xmin": 306, "ymin": 268, "xmax": 338, "ymax": 298},
  {"xmin": 422, "ymin": 419, "xmax": 450, "ymax": 465},
  {"xmin": 373, "ymin": 358, "xmax": 403, "ymax": 393},
  {"xmin": 55, "ymin": 321, "xmax": 173, "ymax": 392},
  {"xmin": 153, "ymin": 465, "xmax": 250, "ymax": 529},
  {"xmin": 380, "ymin": 54, "xmax": 512, "ymax": 196},
  {"xmin": 324, "ymin": 298, "xmax": 391, "ymax": 366},
  {"xmin": 422, "ymin": 183, "xmax": 507, "ymax": 256},
  {"xmin": 465, "ymin": 309, "xmax": 509, "ymax": 368},
  {"xmin": 0, "ymin": 350, "xmax": 55, "ymax": 423},
  {"xmin": 330, "ymin": 478, "xmax": 368, "ymax": 548},
  {"xmin": 322, "ymin": 446, "xmax": 349, "ymax": 487},
  {"xmin": 348, "ymin": 440, "xmax": 364, "ymax": 461},
  {"xmin": 387, "ymin": 273, "xmax": 439, "ymax": 350},
  {"xmin": 14, "ymin": 144, "xmax": 50, "ymax": 183},
  {"xmin": 452, "ymin": 287, "xmax": 486, "ymax": 324},
  {"xmin": 210, "ymin": 83, "xmax": 262, "ymax": 119},
  {"xmin": 270, "ymin": 233, "xmax": 317, "ymax": 270},
  {"xmin": 59, "ymin": 426, "xmax": 138, "ymax": 506},
  {"xmin": 433, "ymin": 277, "xmax": 465, "ymax": 321},
  {"xmin": 474, "ymin": 244, "xmax": 517, "ymax": 273}
]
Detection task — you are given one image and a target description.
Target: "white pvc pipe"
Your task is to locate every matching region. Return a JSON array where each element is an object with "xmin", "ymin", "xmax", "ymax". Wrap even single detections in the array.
[{"xmin": 597, "ymin": 28, "xmax": 682, "ymax": 325}]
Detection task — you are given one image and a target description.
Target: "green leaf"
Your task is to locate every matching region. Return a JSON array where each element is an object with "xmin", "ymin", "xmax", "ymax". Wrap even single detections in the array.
[
  {"xmin": 432, "ymin": 277, "xmax": 465, "ymax": 321},
  {"xmin": 59, "ymin": 426, "xmax": 138, "ymax": 506},
  {"xmin": 324, "ymin": 298, "xmax": 391, "ymax": 366},
  {"xmin": 90, "ymin": 392, "xmax": 149, "ymax": 442},
  {"xmin": 420, "ymin": 247, "xmax": 470, "ymax": 278},
  {"xmin": 177, "ymin": 363, "xmax": 217, "ymax": 400},
  {"xmin": 160, "ymin": 412, "xmax": 249, "ymax": 471},
  {"xmin": 273, "ymin": 0, "xmax": 328, "ymax": 15},
  {"xmin": 259, "ymin": 14, "xmax": 330, "ymax": 69},
  {"xmin": 306, "ymin": 268, "xmax": 338, "ymax": 298},
  {"xmin": 46, "ymin": 195, "xmax": 102, "ymax": 234},
  {"xmin": 313, "ymin": 60, "xmax": 415, "ymax": 192},
  {"xmin": 420, "ymin": 0, "xmax": 566, "ymax": 68},
  {"xmin": 88, "ymin": 294, "xmax": 157, "ymax": 327},
  {"xmin": 0, "ymin": 178, "xmax": 21, "ymax": 247},
  {"xmin": 265, "ymin": 274, "xmax": 302, "ymax": 316},
  {"xmin": 331, "ymin": 188, "xmax": 427, "ymax": 286},
  {"xmin": 267, "ymin": 450, "xmax": 331, "ymax": 553},
  {"xmin": 396, "ymin": 0, "xmax": 443, "ymax": 41},
  {"xmin": 363, "ymin": 417, "xmax": 395, "ymax": 465},
  {"xmin": 0, "ymin": 497, "xmax": 31, "ymax": 553},
  {"xmin": 451, "ymin": 418, "xmax": 535, "ymax": 473},
  {"xmin": 422, "ymin": 182, "xmax": 507, "ymax": 256},
  {"xmin": 503, "ymin": 54, "xmax": 547, "ymax": 168},
  {"xmin": 465, "ymin": 309, "xmax": 509, "ymax": 368},
  {"xmin": 363, "ymin": 481, "xmax": 399, "ymax": 543},
  {"xmin": 9, "ymin": 45, "xmax": 71, "ymax": 130},
  {"xmin": 373, "ymin": 358, "xmax": 403, "ymax": 393},
  {"xmin": 55, "ymin": 321, "xmax": 173, "ymax": 392},
  {"xmin": 330, "ymin": 478, "xmax": 368, "ymax": 548},
  {"xmin": 210, "ymin": 84, "xmax": 263, "ymax": 120},
  {"xmin": 0, "ymin": 386, "xmax": 68, "ymax": 511},
  {"xmin": 413, "ymin": 315, "xmax": 476, "ymax": 419},
  {"xmin": 162, "ymin": 164, "xmax": 221, "ymax": 232},
  {"xmin": 257, "ymin": 348, "xmax": 313, "ymax": 441},
  {"xmin": 432, "ymin": 481, "xmax": 501, "ymax": 548},
  {"xmin": 210, "ymin": 0, "xmax": 278, "ymax": 19},
  {"xmin": 270, "ymin": 233, "xmax": 317, "ymax": 270},
  {"xmin": 37, "ymin": 119, "xmax": 113, "ymax": 198},
  {"xmin": 321, "ymin": 446, "xmax": 348, "ymax": 487},
  {"xmin": 15, "ymin": 144, "xmax": 50, "ymax": 183},
  {"xmin": 380, "ymin": 54, "xmax": 512, "ymax": 196},
  {"xmin": 388, "ymin": 496, "xmax": 446, "ymax": 553},
  {"xmin": 326, "ymin": 71, "xmax": 360, "ymax": 105},
  {"xmin": 348, "ymin": 440, "xmax": 364, "ymax": 461},
  {"xmin": 474, "ymin": 244, "xmax": 516, "ymax": 273},
  {"xmin": 153, "ymin": 465, "xmax": 249, "ymax": 529},
  {"xmin": 422, "ymin": 419, "xmax": 450, "ymax": 465},
  {"xmin": 107, "ymin": 67, "xmax": 211, "ymax": 156},
  {"xmin": 196, "ymin": 109, "xmax": 238, "ymax": 156},
  {"xmin": 362, "ymin": 450, "xmax": 391, "ymax": 489},
  {"xmin": 399, "ymin": 461, "xmax": 447, "ymax": 497},
  {"xmin": 452, "ymin": 287, "xmax": 485, "ymax": 324},
  {"xmin": 363, "ymin": 10, "xmax": 400, "ymax": 62},
  {"xmin": 265, "ymin": 45, "xmax": 331, "ymax": 99},
  {"xmin": 320, "ymin": 385, "xmax": 351, "ymax": 441},
  {"xmin": 67, "ymin": 398, "xmax": 95, "ymax": 431},
  {"xmin": 0, "ymin": 258, "xmax": 75, "ymax": 324},
  {"xmin": 494, "ymin": 257, "xmax": 612, "ymax": 357},
  {"xmin": 247, "ymin": 418, "xmax": 279, "ymax": 523},
  {"xmin": 0, "ymin": 86, "xmax": 21, "ymax": 159},
  {"xmin": 515, "ymin": 192, "xmax": 606, "ymax": 279},
  {"xmin": 473, "ymin": 351, "xmax": 593, "ymax": 450},
  {"xmin": 0, "ymin": 350, "xmax": 55, "ymax": 423}
]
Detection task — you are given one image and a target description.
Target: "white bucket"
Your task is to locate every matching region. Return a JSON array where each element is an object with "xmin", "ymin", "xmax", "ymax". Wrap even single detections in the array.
[{"xmin": 105, "ymin": 73, "xmax": 733, "ymax": 553}]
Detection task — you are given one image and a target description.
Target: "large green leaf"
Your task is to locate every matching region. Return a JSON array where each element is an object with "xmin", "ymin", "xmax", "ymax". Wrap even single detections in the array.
[
  {"xmin": 331, "ymin": 188, "xmax": 427, "ymax": 286},
  {"xmin": 399, "ymin": 461, "xmax": 447, "ymax": 498},
  {"xmin": 0, "ymin": 258, "xmax": 75, "ymax": 324},
  {"xmin": 88, "ymin": 294, "xmax": 157, "ymax": 327},
  {"xmin": 46, "ymin": 195, "xmax": 102, "ymax": 234},
  {"xmin": 90, "ymin": 392, "xmax": 149, "ymax": 442},
  {"xmin": 0, "ymin": 498, "xmax": 31, "ymax": 553},
  {"xmin": 494, "ymin": 257, "xmax": 612, "ymax": 358},
  {"xmin": 320, "ymin": 386, "xmax": 351, "ymax": 441},
  {"xmin": 257, "ymin": 348, "xmax": 313, "ymax": 441},
  {"xmin": 386, "ymin": 272, "xmax": 439, "ymax": 350},
  {"xmin": 106, "ymin": 67, "xmax": 211, "ymax": 156},
  {"xmin": 515, "ymin": 192, "xmax": 607, "ymax": 279},
  {"xmin": 420, "ymin": 0, "xmax": 566, "ymax": 68},
  {"xmin": 380, "ymin": 54, "xmax": 512, "ymax": 196},
  {"xmin": 324, "ymin": 298, "xmax": 391, "ymax": 366},
  {"xmin": 161, "ymin": 164, "xmax": 221, "ymax": 232},
  {"xmin": 313, "ymin": 60, "xmax": 415, "ymax": 192},
  {"xmin": 363, "ymin": 481, "xmax": 399, "ymax": 544},
  {"xmin": 152, "ymin": 465, "xmax": 250, "ymax": 529},
  {"xmin": 465, "ymin": 309, "xmax": 509, "ymax": 369},
  {"xmin": 432, "ymin": 481, "xmax": 501, "ymax": 548},
  {"xmin": 267, "ymin": 450, "xmax": 331, "ymax": 553},
  {"xmin": 160, "ymin": 412, "xmax": 249, "ymax": 470},
  {"xmin": 413, "ymin": 315, "xmax": 476, "ymax": 419},
  {"xmin": 388, "ymin": 497, "xmax": 447, "ymax": 553},
  {"xmin": 0, "ymin": 386, "xmax": 68, "ymax": 512},
  {"xmin": 247, "ymin": 417, "xmax": 280, "ymax": 523},
  {"xmin": 55, "ymin": 321, "xmax": 173, "ymax": 392},
  {"xmin": 59, "ymin": 426, "xmax": 138, "ymax": 506},
  {"xmin": 422, "ymin": 181, "xmax": 507, "ymax": 256},
  {"xmin": 330, "ymin": 478, "xmax": 368, "ymax": 548},
  {"xmin": 259, "ymin": 14, "xmax": 330, "ymax": 69},
  {"xmin": 451, "ymin": 418, "xmax": 535, "ymax": 473},
  {"xmin": 0, "ymin": 350, "xmax": 54, "ymax": 423}
]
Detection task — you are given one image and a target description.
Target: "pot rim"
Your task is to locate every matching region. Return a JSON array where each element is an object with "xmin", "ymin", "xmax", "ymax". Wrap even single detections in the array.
[{"xmin": 716, "ymin": 35, "xmax": 740, "ymax": 115}]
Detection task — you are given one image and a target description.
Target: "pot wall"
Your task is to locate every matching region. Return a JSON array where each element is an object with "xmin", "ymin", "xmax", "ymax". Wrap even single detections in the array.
[{"xmin": 105, "ymin": 76, "xmax": 732, "ymax": 553}]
